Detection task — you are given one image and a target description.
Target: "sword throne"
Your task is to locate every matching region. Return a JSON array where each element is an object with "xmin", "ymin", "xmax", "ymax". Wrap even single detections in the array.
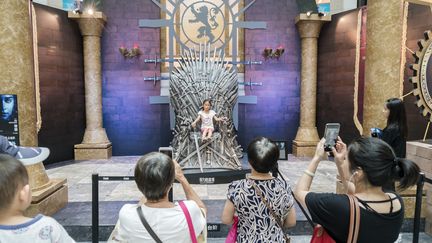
[{"xmin": 170, "ymin": 44, "xmax": 243, "ymax": 172}]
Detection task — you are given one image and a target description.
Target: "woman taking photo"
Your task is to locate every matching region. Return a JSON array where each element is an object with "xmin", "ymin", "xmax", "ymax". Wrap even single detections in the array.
[
  {"xmin": 113, "ymin": 152, "xmax": 206, "ymax": 243},
  {"xmin": 294, "ymin": 137, "xmax": 419, "ymax": 243}
]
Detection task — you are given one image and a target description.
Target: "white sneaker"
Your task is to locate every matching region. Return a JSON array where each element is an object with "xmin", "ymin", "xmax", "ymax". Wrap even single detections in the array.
[{"xmin": 15, "ymin": 147, "xmax": 50, "ymax": 165}]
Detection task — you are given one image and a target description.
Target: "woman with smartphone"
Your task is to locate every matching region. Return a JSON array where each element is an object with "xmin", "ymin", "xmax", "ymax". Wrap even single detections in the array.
[
  {"xmin": 112, "ymin": 152, "xmax": 207, "ymax": 242},
  {"xmin": 381, "ymin": 98, "xmax": 408, "ymax": 191},
  {"xmin": 381, "ymin": 98, "xmax": 408, "ymax": 158},
  {"xmin": 294, "ymin": 137, "xmax": 419, "ymax": 243}
]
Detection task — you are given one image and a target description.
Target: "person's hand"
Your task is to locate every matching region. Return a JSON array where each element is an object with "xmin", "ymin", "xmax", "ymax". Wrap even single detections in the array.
[
  {"xmin": 191, "ymin": 122, "xmax": 196, "ymax": 128},
  {"xmin": 314, "ymin": 138, "xmax": 327, "ymax": 160},
  {"xmin": 332, "ymin": 136, "xmax": 347, "ymax": 166},
  {"xmin": 173, "ymin": 160, "xmax": 187, "ymax": 182}
]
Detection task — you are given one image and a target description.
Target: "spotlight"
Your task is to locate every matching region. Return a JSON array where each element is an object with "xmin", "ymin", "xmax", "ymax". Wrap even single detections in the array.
[
  {"xmin": 87, "ymin": 8, "xmax": 94, "ymax": 15},
  {"xmin": 306, "ymin": 11, "xmax": 312, "ymax": 17}
]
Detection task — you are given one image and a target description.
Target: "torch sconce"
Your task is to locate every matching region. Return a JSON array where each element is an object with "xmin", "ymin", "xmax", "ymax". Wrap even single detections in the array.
[
  {"xmin": 262, "ymin": 46, "xmax": 285, "ymax": 60},
  {"xmin": 119, "ymin": 44, "xmax": 141, "ymax": 58}
]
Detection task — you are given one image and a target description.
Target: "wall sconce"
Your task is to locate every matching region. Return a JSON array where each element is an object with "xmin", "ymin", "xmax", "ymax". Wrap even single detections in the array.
[
  {"xmin": 263, "ymin": 47, "xmax": 273, "ymax": 60},
  {"xmin": 119, "ymin": 44, "xmax": 141, "ymax": 58},
  {"xmin": 263, "ymin": 46, "xmax": 285, "ymax": 60}
]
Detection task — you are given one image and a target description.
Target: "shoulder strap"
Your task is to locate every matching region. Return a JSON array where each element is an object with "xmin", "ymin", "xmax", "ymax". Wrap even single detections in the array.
[
  {"xmin": 277, "ymin": 171, "xmax": 315, "ymax": 228},
  {"xmin": 347, "ymin": 195, "xmax": 360, "ymax": 243},
  {"xmin": 136, "ymin": 207, "xmax": 163, "ymax": 243},
  {"xmin": 178, "ymin": 201, "xmax": 198, "ymax": 243}
]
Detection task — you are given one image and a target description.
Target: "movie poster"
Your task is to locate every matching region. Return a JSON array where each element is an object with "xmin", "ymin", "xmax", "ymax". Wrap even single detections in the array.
[{"xmin": 0, "ymin": 94, "xmax": 19, "ymax": 145}]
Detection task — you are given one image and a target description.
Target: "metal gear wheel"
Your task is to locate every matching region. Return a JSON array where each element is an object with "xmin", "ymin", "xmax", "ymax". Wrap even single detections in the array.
[{"xmin": 410, "ymin": 30, "xmax": 432, "ymax": 122}]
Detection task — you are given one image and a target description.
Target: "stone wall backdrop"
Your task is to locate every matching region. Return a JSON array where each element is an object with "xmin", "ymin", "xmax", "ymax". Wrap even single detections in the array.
[
  {"xmin": 101, "ymin": 0, "xmax": 302, "ymax": 155},
  {"xmin": 35, "ymin": 3, "xmax": 85, "ymax": 164},
  {"xmin": 317, "ymin": 4, "xmax": 430, "ymax": 144},
  {"xmin": 101, "ymin": 0, "xmax": 170, "ymax": 156},
  {"xmin": 316, "ymin": 9, "xmax": 360, "ymax": 144},
  {"xmin": 240, "ymin": 0, "xmax": 301, "ymax": 152}
]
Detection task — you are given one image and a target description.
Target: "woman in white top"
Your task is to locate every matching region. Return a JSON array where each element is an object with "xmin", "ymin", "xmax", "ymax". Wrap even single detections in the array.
[{"xmin": 114, "ymin": 152, "xmax": 207, "ymax": 243}]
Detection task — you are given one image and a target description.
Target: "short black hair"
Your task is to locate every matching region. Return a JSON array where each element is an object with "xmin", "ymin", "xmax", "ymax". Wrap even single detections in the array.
[
  {"xmin": 0, "ymin": 154, "xmax": 29, "ymax": 210},
  {"xmin": 247, "ymin": 137, "xmax": 279, "ymax": 173},
  {"xmin": 348, "ymin": 137, "xmax": 419, "ymax": 190},
  {"xmin": 134, "ymin": 152, "xmax": 175, "ymax": 201}
]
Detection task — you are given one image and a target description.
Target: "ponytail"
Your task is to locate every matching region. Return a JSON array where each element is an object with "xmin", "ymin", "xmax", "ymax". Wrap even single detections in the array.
[
  {"xmin": 394, "ymin": 158, "xmax": 420, "ymax": 190},
  {"xmin": 348, "ymin": 137, "xmax": 420, "ymax": 190}
]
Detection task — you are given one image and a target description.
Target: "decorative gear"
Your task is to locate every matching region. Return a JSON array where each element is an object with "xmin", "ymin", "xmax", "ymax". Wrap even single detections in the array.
[{"xmin": 410, "ymin": 30, "xmax": 432, "ymax": 122}]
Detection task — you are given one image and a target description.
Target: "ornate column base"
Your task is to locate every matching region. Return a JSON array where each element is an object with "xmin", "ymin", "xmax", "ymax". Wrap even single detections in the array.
[
  {"xmin": 74, "ymin": 142, "xmax": 112, "ymax": 160},
  {"xmin": 292, "ymin": 140, "xmax": 319, "ymax": 157},
  {"xmin": 24, "ymin": 163, "xmax": 68, "ymax": 217},
  {"xmin": 292, "ymin": 126, "xmax": 319, "ymax": 157}
]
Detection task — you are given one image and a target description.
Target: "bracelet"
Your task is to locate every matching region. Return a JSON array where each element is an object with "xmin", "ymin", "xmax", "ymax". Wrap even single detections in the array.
[{"xmin": 304, "ymin": 169, "xmax": 315, "ymax": 178}]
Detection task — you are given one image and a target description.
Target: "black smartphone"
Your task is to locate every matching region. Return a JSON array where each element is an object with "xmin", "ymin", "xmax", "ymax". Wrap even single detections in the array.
[
  {"xmin": 159, "ymin": 147, "xmax": 173, "ymax": 158},
  {"xmin": 324, "ymin": 123, "xmax": 340, "ymax": 152}
]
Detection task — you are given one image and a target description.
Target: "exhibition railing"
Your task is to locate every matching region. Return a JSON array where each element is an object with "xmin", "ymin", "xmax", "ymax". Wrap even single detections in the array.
[{"xmin": 413, "ymin": 172, "xmax": 432, "ymax": 243}]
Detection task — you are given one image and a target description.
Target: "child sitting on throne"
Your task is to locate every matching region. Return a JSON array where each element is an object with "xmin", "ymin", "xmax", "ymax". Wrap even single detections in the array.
[{"xmin": 191, "ymin": 99, "xmax": 227, "ymax": 141}]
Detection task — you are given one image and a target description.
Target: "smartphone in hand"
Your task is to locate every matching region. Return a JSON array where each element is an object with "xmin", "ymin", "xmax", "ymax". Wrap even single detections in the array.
[
  {"xmin": 159, "ymin": 147, "xmax": 173, "ymax": 158},
  {"xmin": 324, "ymin": 123, "xmax": 340, "ymax": 152}
]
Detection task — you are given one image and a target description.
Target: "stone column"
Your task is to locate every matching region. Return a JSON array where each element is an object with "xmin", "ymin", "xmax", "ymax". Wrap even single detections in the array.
[
  {"xmin": 69, "ymin": 12, "xmax": 112, "ymax": 160},
  {"xmin": 0, "ymin": 0, "xmax": 67, "ymax": 216},
  {"xmin": 363, "ymin": 0, "xmax": 406, "ymax": 133},
  {"xmin": 292, "ymin": 13, "xmax": 331, "ymax": 157}
]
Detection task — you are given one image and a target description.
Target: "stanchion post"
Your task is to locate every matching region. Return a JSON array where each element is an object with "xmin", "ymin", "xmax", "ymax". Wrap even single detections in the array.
[
  {"xmin": 92, "ymin": 174, "xmax": 99, "ymax": 243},
  {"xmin": 413, "ymin": 172, "xmax": 425, "ymax": 243}
]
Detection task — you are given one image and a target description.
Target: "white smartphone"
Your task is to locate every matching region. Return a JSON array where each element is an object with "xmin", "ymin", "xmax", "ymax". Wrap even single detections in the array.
[
  {"xmin": 158, "ymin": 147, "xmax": 173, "ymax": 158},
  {"xmin": 324, "ymin": 123, "xmax": 340, "ymax": 152}
]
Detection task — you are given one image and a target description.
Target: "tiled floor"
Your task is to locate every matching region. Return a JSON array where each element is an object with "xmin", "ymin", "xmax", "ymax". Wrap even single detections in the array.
[
  {"xmin": 46, "ymin": 155, "xmax": 337, "ymax": 202},
  {"xmin": 46, "ymin": 155, "xmax": 432, "ymax": 242}
]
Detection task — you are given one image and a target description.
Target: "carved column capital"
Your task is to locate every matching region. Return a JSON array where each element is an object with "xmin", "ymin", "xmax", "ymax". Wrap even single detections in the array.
[
  {"xmin": 68, "ymin": 12, "xmax": 107, "ymax": 37},
  {"xmin": 295, "ymin": 14, "xmax": 331, "ymax": 38}
]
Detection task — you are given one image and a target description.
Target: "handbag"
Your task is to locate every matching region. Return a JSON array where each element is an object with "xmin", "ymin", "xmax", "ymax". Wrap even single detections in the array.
[
  {"xmin": 250, "ymin": 180, "xmax": 291, "ymax": 243},
  {"xmin": 310, "ymin": 195, "xmax": 360, "ymax": 243},
  {"xmin": 275, "ymin": 171, "xmax": 360, "ymax": 243},
  {"xmin": 310, "ymin": 225, "xmax": 336, "ymax": 243},
  {"xmin": 225, "ymin": 216, "xmax": 238, "ymax": 243}
]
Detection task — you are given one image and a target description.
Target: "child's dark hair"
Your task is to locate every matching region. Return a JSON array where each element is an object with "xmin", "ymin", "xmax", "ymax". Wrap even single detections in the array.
[
  {"xmin": 386, "ymin": 98, "xmax": 408, "ymax": 139},
  {"xmin": 134, "ymin": 152, "xmax": 175, "ymax": 201},
  {"xmin": 247, "ymin": 137, "xmax": 279, "ymax": 174},
  {"xmin": 347, "ymin": 137, "xmax": 419, "ymax": 190},
  {"xmin": 0, "ymin": 154, "xmax": 29, "ymax": 210},
  {"xmin": 201, "ymin": 99, "xmax": 212, "ymax": 109}
]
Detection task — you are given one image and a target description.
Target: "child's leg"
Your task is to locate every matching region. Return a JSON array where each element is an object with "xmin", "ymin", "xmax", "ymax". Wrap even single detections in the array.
[
  {"xmin": 201, "ymin": 128, "xmax": 209, "ymax": 140},
  {"xmin": 206, "ymin": 128, "xmax": 213, "ymax": 139},
  {"xmin": 0, "ymin": 135, "xmax": 19, "ymax": 156}
]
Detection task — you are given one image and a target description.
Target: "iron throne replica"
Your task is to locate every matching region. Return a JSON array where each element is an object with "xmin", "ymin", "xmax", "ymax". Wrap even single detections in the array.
[{"xmin": 170, "ymin": 44, "xmax": 243, "ymax": 172}]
